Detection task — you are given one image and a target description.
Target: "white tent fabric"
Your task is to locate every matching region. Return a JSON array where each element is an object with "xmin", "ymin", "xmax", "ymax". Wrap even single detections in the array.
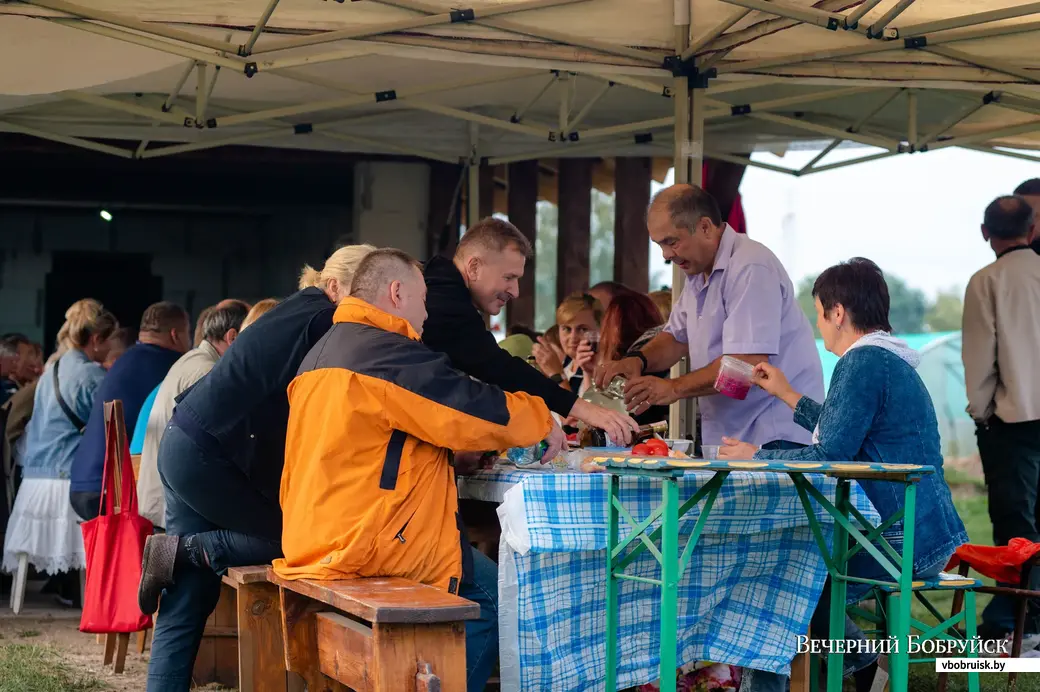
[{"xmin": 0, "ymin": 0, "xmax": 1038, "ymax": 166}]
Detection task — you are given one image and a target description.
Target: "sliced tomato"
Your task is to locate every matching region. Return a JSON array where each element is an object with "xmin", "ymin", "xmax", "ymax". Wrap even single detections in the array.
[
  {"xmin": 631, "ymin": 443, "xmax": 652, "ymax": 456},
  {"xmin": 644, "ymin": 439, "xmax": 669, "ymax": 457}
]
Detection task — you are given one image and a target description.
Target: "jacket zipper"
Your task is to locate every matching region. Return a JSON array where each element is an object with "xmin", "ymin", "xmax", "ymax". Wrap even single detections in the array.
[{"xmin": 394, "ymin": 521, "xmax": 409, "ymax": 544}]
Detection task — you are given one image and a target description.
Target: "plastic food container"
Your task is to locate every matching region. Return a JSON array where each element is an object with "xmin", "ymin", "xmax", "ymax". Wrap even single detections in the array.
[{"xmin": 714, "ymin": 356, "xmax": 754, "ymax": 400}]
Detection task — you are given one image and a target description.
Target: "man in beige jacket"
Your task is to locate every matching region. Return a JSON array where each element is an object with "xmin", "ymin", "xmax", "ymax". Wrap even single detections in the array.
[
  {"xmin": 137, "ymin": 301, "xmax": 248, "ymax": 528},
  {"xmin": 962, "ymin": 194, "xmax": 1040, "ymax": 639}
]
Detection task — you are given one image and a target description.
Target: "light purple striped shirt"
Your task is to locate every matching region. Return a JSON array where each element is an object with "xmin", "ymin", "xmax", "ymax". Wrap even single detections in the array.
[{"xmin": 665, "ymin": 225, "xmax": 824, "ymax": 446}]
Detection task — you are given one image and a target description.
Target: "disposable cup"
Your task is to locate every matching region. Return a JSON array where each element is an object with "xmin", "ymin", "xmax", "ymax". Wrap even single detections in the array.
[{"xmin": 714, "ymin": 356, "xmax": 754, "ymax": 400}]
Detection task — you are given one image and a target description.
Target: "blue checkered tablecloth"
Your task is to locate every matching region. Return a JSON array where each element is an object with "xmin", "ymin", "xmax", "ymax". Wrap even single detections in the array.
[{"xmin": 459, "ymin": 467, "xmax": 880, "ymax": 692}]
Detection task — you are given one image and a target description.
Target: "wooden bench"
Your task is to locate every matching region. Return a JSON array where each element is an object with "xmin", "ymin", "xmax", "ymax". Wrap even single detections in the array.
[{"xmin": 265, "ymin": 567, "xmax": 480, "ymax": 692}]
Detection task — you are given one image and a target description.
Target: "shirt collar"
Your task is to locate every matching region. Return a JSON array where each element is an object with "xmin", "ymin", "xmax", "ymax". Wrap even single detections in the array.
[
  {"xmin": 997, "ymin": 244, "xmax": 1033, "ymax": 259},
  {"xmin": 197, "ymin": 339, "xmax": 221, "ymax": 360},
  {"xmin": 690, "ymin": 223, "xmax": 736, "ymax": 291}
]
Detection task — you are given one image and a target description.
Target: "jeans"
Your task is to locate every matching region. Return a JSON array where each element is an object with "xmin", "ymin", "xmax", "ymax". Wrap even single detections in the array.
[
  {"xmin": 741, "ymin": 544, "xmax": 950, "ymax": 692},
  {"xmin": 977, "ymin": 418, "xmax": 1040, "ymax": 635},
  {"xmin": 760, "ymin": 439, "xmax": 807, "ymax": 452},
  {"xmin": 460, "ymin": 550, "xmax": 499, "ymax": 692},
  {"xmin": 70, "ymin": 490, "xmax": 102, "ymax": 522},
  {"xmin": 147, "ymin": 424, "xmax": 282, "ymax": 692}
]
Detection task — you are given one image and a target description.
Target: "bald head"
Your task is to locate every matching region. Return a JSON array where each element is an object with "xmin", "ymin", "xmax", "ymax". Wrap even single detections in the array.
[
  {"xmin": 983, "ymin": 195, "xmax": 1035, "ymax": 242},
  {"xmin": 647, "ymin": 184, "xmax": 725, "ymax": 277},
  {"xmin": 349, "ymin": 248, "xmax": 428, "ymax": 336}
]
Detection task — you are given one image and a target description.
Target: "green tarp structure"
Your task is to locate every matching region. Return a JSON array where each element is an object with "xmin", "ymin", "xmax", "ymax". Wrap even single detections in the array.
[{"xmin": 816, "ymin": 332, "xmax": 975, "ymax": 459}]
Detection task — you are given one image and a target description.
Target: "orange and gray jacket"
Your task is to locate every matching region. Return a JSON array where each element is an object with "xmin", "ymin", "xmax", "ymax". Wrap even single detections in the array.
[{"xmin": 273, "ymin": 298, "xmax": 553, "ymax": 593}]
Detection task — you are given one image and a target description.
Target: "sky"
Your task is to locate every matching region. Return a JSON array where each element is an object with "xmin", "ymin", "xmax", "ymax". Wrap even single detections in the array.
[{"xmin": 648, "ymin": 147, "xmax": 1039, "ymax": 298}]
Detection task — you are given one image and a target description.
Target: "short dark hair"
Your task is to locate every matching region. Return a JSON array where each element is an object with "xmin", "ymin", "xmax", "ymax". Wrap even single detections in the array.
[
  {"xmin": 650, "ymin": 184, "xmax": 722, "ymax": 230},
  {"xmin": 983, "ymin": 195, "xmax": 1035, "ymax": 240},
  {"xmin": 201, "ymin": 301, "xmax": 249, "ymax": 342},
  {"xmin": 349, "ymin": 248, "xmax": 423, "ymax": 303},
  {"xmin": 140, "ymin": 301, "xmax": 190, "ymax": 333},
  {"xmin": 1014, "ymin": 179, "xmax": 1040, "ymax": 196},
  {"xmin": 455, "ymin": 217, "xmax": 533, "ymax": 259},
  {"xmin": 0, "ymin": 333, "xmax": 30, "ymax": 359},
  {"xmin": 812, "ymin": 258, "xmax": 893, "ymax": 333}
]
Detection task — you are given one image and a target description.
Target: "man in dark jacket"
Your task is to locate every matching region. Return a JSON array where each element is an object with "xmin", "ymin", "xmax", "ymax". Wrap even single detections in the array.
[
  {"xmin": 138, "ymin": 245, "xmax": 374, "ymax": 692},
  {"xmin": 69, "ymin": 302, "xmax": 190, "ymax": 521},
  {"xmin": 423, "ymin": 218, "xmax": 638, "ymax": 445}
]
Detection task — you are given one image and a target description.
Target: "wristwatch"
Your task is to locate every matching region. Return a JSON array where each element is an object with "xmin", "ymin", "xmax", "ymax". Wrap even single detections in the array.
[
  {"xmin": 632, "ymin": 352, "xmax": 649, "ymax": 375},
  {"xmin": 550, "ymin": 373, "xmax": 564, "ymax": 384}
]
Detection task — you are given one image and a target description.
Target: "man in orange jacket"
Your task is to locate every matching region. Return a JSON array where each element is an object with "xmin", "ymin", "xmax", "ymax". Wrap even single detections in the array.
[{"xmin": 274, "ymin": 248, "xmax": 564, "ymax": 692}]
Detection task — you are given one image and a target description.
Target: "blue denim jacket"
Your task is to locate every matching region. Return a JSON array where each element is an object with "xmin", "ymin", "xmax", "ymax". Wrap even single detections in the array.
[
  {"xmin": 754, "ymin": 344, "xmax": 968, "ymax": 574},
  {"xmin": 20, "ymin": 349, "xmax": 106, "ymax": 480}
]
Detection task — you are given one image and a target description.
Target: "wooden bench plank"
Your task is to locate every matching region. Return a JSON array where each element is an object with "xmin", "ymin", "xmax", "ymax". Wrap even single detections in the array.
[
  {"xmin": 227, "ymin": 565, "xmax": 273, "ymax": 586},
  {"xmin": 266, "ymin": 568, "xmax": 480, "ymax": 624},
  {"xmin": 316, "ymin": 613, "xmax": 373, "ymax": 692}
]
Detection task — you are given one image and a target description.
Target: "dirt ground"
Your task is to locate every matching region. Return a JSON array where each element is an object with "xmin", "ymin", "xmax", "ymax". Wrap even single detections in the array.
[{"xmin": 0, "ymin": 581, "xmax": 230, "ymax": 692}]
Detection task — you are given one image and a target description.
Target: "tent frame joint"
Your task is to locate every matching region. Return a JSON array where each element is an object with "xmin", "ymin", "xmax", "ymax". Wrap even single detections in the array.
[{"xmin": 663, "ymin": 57, "xmax": 715, "ymax": 89}]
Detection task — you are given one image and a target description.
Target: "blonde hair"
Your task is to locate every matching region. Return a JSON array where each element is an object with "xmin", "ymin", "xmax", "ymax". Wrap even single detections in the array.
[
  {"xmin": 649, "ymin": 290, "xmax": 672, "ymax": 320},
  {"xmin": 556, "ymin": 293, "xmax": 604, "ymax": 326},
  {"xmin": 298, "ymin": 244, "xmax": 377, "ymax": 293},
  {"xmin": 240, "ymin": 298, "xmax": 279, "ymax": 331},
  {"xmin": 57, "ymin": 299, "xmax": 118, "ymax": 352}
]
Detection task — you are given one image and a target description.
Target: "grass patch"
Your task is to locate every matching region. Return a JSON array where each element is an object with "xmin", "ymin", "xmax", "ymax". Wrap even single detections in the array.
[
  {"xmin": 16, "ymin": 630, "xmax": 40, "ymax": 639},
  {"xmin": 0, "ymin": 643, "xmax": 108, "ymax": 692}
]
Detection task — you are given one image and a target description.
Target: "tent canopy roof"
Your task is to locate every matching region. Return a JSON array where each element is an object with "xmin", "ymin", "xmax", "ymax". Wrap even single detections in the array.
[{"xmin": 1, "ymin": 0, "xmax": 1038, "ymax": 169}]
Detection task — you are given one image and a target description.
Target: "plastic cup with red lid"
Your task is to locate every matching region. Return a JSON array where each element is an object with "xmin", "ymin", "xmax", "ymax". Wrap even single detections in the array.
[{"xmin": 714, "ymin": 356, "xmax": 754, "ymax": 400}]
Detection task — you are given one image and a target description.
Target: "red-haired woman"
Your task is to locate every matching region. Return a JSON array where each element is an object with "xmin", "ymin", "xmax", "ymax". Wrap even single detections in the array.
[{"xmin": 586, "ymin": 291, "xmax": 668, "ymax": 425}]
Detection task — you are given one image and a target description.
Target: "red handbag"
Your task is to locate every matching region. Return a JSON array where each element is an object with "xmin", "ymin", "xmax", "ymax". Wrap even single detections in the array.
[{"xmin": 80, "ymin": 400, "xmax": 154, "ymax": 634}]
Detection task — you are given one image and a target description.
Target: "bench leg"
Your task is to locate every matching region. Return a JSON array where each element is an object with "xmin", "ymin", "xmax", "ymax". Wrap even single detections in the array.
[
  {"xmin": 137, "ymin": 629, "xmax": 149, "ymax": 654},
  {"xmin": 103, "ymin": 633, "xmax": 117, "ymax": 665},
  {"xmin": 280, "ymin": 589, "xmax": 333, "ymax": 692},
  {"xmin": 790, "ymin": 627, "xmax": 811, "ymax": 692},
  {"xmin": 372, "ymin": 622, "xmax": 467, "ymax": 692},
  {"xmin": 113, "ymin": 633, "xmax": 130, "ymax": 674},
  {"xmin": 238, "ymin": 581, "xmax": 288, "ymax": 692}
]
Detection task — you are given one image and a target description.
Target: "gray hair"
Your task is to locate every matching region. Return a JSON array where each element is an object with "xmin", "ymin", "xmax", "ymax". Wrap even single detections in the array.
[
  {"xmin": 0, "ymin": 333, "xmax": 28, "ymax": 359},
  {"xmin": 201, "ymin": 301, "xmax": 249, "ymax": 343}
]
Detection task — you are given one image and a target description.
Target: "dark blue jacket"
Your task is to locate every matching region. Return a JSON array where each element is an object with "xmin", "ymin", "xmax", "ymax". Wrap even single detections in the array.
[
  {"xmin": 755, "ymin": 344, "xmax": 968, "ymax": 574},
  {"xmin": 171, "ymin": 288, "xmax": 335, "ymax": 502},
  {"xmin": 70, "ymin": 343, "xmax": 182, "ymax": 493}
]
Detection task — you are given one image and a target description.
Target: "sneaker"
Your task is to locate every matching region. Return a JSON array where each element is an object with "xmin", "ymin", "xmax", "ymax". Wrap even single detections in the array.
[{"xmin": 138, "ymin": 534, "xmax": 178, "ymax": 615}]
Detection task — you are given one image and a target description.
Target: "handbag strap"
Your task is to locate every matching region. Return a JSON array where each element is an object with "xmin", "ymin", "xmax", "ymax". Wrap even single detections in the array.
[
  {"xmin": 99, "ymin": 400, "xmax": 137, "ymax": 517},
  {"xmin": 52, "ymin": 358, "xmax": 86, "ymax": 433}
]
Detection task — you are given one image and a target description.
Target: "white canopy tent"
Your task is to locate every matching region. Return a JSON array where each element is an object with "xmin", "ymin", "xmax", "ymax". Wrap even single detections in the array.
[{"xmin": 2, "ymin": 0, "xmax": 1039, "ymax": 434}]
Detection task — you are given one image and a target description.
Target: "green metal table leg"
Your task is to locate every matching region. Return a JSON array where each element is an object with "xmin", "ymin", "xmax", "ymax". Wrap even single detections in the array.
[
  {"xmin": 826, "ymin": 480, "xmax": 850, "ymax": 692},
  {"xmin": 889, "ymin": 482, "xmax": 916, "ymax": 692},
  {"xmin": 605, "ymin": 474, "xmax": 620, "ymax": 692},
  {"xmin": 964, "ymin": 589, "xmax": 980, "ymax": 692},
  {"xmin": 659, "ymin": 477, "xmax": 680, "ymax": 692}
]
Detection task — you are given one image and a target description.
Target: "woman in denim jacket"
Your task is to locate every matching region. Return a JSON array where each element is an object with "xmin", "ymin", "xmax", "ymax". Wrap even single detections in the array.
[
  {"xmin": 2, "ymin": 300, "xmax": 117, "ymax": 603},
  {"xmin": 721, "ymin": 258, "xmax": 967, "ymax": 692}
]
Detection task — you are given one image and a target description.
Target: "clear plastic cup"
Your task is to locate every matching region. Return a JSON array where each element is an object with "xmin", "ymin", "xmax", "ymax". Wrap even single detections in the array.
[
  {"xmin": 714, "ymin": 356, "xmax": 754, "ymax": 400},
  {"xmin": 701, "ymin": 445, "xmax": 720, "ymax": 460}
]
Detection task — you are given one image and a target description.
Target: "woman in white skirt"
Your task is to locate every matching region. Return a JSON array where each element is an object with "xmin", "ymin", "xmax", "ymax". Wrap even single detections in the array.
[{"xmin": 3, "ymin": 299, "xmax": 117, "ymax": 607}]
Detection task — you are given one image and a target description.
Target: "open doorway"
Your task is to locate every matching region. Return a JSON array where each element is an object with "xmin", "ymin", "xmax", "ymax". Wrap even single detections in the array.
[{"xmin": 44, "ymin": 252, "xmax": 163, "ymax": 353}]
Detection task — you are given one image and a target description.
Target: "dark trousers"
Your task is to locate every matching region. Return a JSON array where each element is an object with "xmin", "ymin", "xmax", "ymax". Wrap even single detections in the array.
[
  {"xmin": 70, "ymin": 490, "xmax": 102, "ymax": 522},
  {"xmin": 147, "ymin": 424, "xmax": 282, "ymax": 692},
  {"xmin": 977, "ymin": 418, "xmax": 1040, "ymax": 635}
]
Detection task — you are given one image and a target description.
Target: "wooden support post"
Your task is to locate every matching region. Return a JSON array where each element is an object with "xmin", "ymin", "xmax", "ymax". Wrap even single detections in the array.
[
  {"xmin": 113, "ymin": 633, "xmax": 130, "ymax": 674},
  {"xmin": 479, "ymin": 164, "xmax": 496, "ymax": 221},
  {"xmin": 557, "ymin": 157, "xmax": 594, "ymax": 299},
  {"xmin": 426, "ymin": 161, "xmax": 463, "ymax": 259},
  {"xmin": 237, "ymin": 580, "xmax": 289, "ymax": 692},
  {"xmin": 506, "ymin": 160, "xmax": 539, "ymax": 330},
  {"xmin": 613, "ymin": 157, "xmax": 652, "ymax": 294}
]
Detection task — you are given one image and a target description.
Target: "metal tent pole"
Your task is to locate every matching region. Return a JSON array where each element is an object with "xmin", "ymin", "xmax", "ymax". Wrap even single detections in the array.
[{"xmin": 467, "ymin": 123, "xmax": 481, "ymax": 229}]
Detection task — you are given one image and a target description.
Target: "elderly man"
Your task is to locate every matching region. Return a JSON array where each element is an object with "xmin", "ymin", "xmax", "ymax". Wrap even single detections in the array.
[
  {"xmin": 69, "ymin": 302, "xmax": 190, "ymax": 521},
  {"xmin": 963, "ymin": 195, "xmax": 1040, "ymax": 640},
  {"xmin": 275, "ymin": 248, "xmax": 562, "ymax": 692},
  {"xmin": 424, "ymin": 217, "xmax": 638, "ymax": 445},
  {"xmin": 598, "ymin": 184, "xmax": 823, "ymax": 450},
  {"xmin": 136, "ymin": 300, "xmax": 249, "ymax": 529}
]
